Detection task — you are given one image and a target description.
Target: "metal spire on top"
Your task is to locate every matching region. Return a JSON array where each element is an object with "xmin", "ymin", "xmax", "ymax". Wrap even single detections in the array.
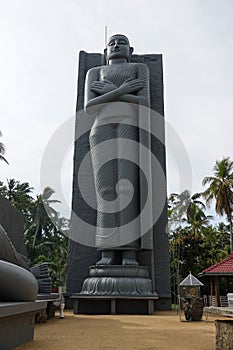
[
  {"xmin": 179, "ymin": 271, "xmax": 203, "ymax": 286},
  {"xmin": 105, "ymin": 26, "xmax": 108, "ymax": 47}
]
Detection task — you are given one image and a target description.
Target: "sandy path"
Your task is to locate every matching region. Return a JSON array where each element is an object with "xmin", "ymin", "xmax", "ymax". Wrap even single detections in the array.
[{"xmin": 15, "ymin": 310, "xmax": 222, "ymax": 350}]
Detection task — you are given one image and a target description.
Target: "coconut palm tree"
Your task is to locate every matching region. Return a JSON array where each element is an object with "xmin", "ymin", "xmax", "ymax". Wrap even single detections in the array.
[
  {"xmin": 29, "ymin": 186, "xmax": 61, "ymax": 248},
  {"xmin": 0, "ymin": 179, "xmax": 34, "ymax": 226},
  {"xmin": 168, "ymin": 190, "xmax": 210, "ymax": 297},
  {"xmin": 0, "ymin": 178, "xmax": 33, "ymax": 204},
  {"xmin": 0, "ymin": 131, "xmax": 9, "ymax": 164},
  {"xmin": 168, "ymin": 190, "xmax": 208, "ymax": 232},
  {"xmin": 202, "ymin": 157, "xmax": 233, "ymax": 251},
  {"xmin": 187, "ymin": 203, "xmax": 212, "ymax": 239}
]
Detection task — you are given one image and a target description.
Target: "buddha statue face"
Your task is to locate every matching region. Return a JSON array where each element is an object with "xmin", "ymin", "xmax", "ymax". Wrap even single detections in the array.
[{"xmin": 105, "ymin": 34, "xmax": 134, "ymax": 62}]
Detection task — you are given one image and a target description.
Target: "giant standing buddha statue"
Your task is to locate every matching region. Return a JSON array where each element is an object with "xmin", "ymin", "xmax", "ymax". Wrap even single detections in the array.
[{"xmin": 67, "ymin": 34, "xmax": 171, "ymax": 314}]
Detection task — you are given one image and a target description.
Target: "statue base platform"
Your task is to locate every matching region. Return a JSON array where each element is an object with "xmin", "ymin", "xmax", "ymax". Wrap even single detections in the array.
[
  {"xmin": 69, "ymin": 294, "xmax": 158, "ymax": 315},
  {"xmin": 69, "ymin": 265, "xmax": 158, "ymax": 314},
  {"xmin": 81, "ymin": 265, "xmax": 154, "ymax": 296}
]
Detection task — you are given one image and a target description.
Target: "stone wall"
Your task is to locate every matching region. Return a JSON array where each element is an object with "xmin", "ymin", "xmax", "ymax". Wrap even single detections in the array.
[{"xmin": 215, "ymin": 320, "xmax": 233, "ymax": 350}]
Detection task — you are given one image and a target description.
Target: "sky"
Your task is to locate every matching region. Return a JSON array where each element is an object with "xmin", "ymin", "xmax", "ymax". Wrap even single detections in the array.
[{"xmin": 1, "ymin": 0, "xmax": 233, "ymax": 219}]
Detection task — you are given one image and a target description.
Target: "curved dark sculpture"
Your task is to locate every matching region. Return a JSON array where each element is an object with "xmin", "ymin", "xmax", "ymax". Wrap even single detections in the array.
[
  {"xmin": 84, "ymin": 34, "xmax": 153, "ymax": 266},
  {"xmin": 0, "ymin": 260, "xmax": 38, "ymax": 302},
  {"xmin": 0, "ymin": 223, "xmax": 29, "ymax": 269},
  {"xmin": 0, "ymin": 224, "xmax": 38, "ymax": 302}
]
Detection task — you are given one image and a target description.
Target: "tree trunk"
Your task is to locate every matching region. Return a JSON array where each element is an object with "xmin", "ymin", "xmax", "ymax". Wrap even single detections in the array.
[{"xmin": 230, "ymin": 218, "xmax": 233, "ymax": 253}]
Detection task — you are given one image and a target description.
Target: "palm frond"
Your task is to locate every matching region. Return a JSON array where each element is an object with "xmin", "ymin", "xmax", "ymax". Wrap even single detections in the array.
[{"xmin": 0, "ymin": 155, "xmax": 9, "ymax": 164}]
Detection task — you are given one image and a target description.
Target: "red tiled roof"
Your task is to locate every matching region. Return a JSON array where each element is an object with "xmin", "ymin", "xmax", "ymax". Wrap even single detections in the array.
[{"xmin": 201, "ymin": 252, "xmax": 233, "ymax": 275}]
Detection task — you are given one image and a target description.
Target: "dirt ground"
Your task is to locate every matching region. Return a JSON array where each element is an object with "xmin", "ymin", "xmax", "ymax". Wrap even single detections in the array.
[{"xmin": 15, "ymin": 310, "xmax": 224, "ymax": 350}]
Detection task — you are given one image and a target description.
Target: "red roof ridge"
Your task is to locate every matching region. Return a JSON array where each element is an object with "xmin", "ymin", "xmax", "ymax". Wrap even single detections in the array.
[{"xmin": 201, "ymin": 252, "xmax": 233, "ymax": 274}]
